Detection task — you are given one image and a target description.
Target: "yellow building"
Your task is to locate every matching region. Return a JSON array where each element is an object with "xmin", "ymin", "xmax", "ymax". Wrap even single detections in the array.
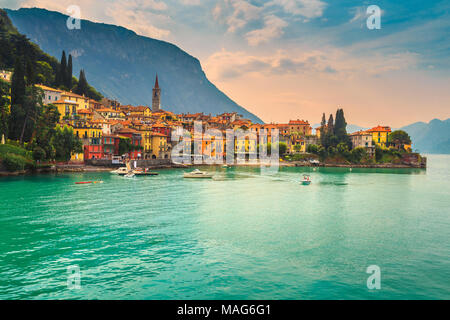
[
  {"xmin": 54, "ymin": 100, "xmax": 79, "ymax": 120},
  {"xmin": 235, "ymin": 132, "xmax": 257, "ymax": 156},
  {"xmin": 96, "ymin": 108, "xmax": 124, "ymax": 120},
  {"xmin": 72, "ymin": 121, "xmax": 103, "ymax": 141},
  {"xmin": 367, "ymin": 125, "xmax": 392, "ymax": 149},
  {"xmin": 135, "ymin": 126, "xmax": 153, "ymax": 158},
  {"xmin": 150, "ymin": 132, "xmax": 169, "ymax": 159},
  {"xmin": 61, "ymin": 91, "xmax": 90, "ymax": 110}
]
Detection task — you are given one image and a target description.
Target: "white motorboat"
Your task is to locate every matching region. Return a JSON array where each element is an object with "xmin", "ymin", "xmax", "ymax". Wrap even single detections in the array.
[
  {"xmin": 111, "ymin": 167, "xmax": 128, "ymax": 174},
  {"xmin": 183, "ymin": 169, "xmax": 213, "ymax": 179}
]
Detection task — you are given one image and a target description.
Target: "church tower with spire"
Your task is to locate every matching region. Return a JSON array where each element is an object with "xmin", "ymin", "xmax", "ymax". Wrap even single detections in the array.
[{"xmin": 152, "ymin": 74, "xmax": 161, "ymax": 112}]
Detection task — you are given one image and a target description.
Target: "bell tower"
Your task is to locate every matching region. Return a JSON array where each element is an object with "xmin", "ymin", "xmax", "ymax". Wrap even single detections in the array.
[{"xmin": 152, "ymin": 74, "xmax": 161, "ymax": 112}]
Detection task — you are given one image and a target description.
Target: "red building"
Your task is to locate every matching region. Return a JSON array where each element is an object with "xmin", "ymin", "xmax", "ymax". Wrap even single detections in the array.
[
  {"xmin": 151, "ymin": 123, "xmax": 172, "ymax": 142},
  {"xmin": 84, "ymin": 144, "xmax": 104, "ymax": 160},
  {"xmin": 102, "ymin": 134, "xmax": 122, "ymax": 159},
  {"xmin": 115, "ymin": 128, "xmax": 143, "ymax": 159}
]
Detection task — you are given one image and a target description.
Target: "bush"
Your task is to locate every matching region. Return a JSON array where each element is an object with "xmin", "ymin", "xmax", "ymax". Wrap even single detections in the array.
[
  {"xmin": 32, "ymin": 146, "xmax": 46, "ymax": 161},
  {"xmin": 2, "ymin": 153, "xmax": 27, "ymax": 171},
  {"xmin": 0, "ymin": 143, "xmax": 32, "ymax": 159}
]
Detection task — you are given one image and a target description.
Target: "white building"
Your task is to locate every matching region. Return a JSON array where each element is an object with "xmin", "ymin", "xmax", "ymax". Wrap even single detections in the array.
[{"xmin": 36, "ymin": 85, "xmax": 63, "ymax": 105}]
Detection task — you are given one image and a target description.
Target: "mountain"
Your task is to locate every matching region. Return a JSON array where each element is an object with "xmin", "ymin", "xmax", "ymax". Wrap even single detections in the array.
[
  {"xmin": 4, "ymin": 8, "xmax": 262, "ymax": 123},
  {"xmin": 401, "ymin": 118, "xmax": 450, "ymax": 154}
]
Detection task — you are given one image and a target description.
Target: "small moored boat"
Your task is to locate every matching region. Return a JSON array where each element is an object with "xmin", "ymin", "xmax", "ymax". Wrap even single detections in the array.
[
  {"xmin": 183, "ymin": 169, "xmax": 213, "ymax": 179},
  {"xmin": 301, "ymin": 174, "xmax": 311, "ymax": 185},
  {"xmin": 75, "ymin": 181, "xmax": 103, "ymax": 185},
  {"xmin": 111, "ymin": 167, "xmax": 128, "ymax": 175}
]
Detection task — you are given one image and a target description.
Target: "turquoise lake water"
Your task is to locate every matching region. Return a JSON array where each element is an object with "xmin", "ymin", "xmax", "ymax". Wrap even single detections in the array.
[{"xmin": 0, "ymin": 155, "xmax": 449, "ymax": 300}]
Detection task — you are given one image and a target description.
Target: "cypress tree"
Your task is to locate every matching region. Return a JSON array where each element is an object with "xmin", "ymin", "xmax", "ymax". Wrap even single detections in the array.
[
  {"xmin": 11, "ymin": 57, "xmax": 25, "ymax": 106},
  {"xmin": 327, "ymin": 114, "xmax": 334, "ymax": 133},
  {"xmin": 320, "ymin": 113, "xmax": 326, "ymax": 128},
  {"xmin": 9, "ymin": 57, "xmax": 29, "ymax": 141},
  {"xmin": 75, "ymin": 69, "xmax": 88, "ymax": 96},
  {"xmin": 59, "ymin": 50, "xmax": 67, "ymax": 88},
  {"xmin": 66, "ymin": 54, "xmax": 72, "ymax": 89}
]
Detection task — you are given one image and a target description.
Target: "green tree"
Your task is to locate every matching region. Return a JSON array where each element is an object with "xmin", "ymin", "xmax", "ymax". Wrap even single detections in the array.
[
  {"xmin": 388, "ymin": 130, "xmax": 411, "ymax": 150},
  {"xmin": 11, "ymin": 57, "xmax": 25, "ymax": 106},
  {"xmin": 119, "ymin": 137, "xmax": 134, "ymax": 156},
  {"xmin": 32, "ymin": 103, "xmax": 60, "ymax": 160},
  {"xmin": 327, "ymin": 114, "xmax": 334, "ymax": 134},
  {"xmin": 66, "ymin": 54, "xmax": 72, "ymax": 89},
  {"xmin": 32, "ymin": 146, "xmax": 46, "ymax": 161},
  {"xmin": 350, "ymin": 147, "xmax": 366, "ymax": 163},
  {"xmin": 35, "ymin": 61, "xmax": 54, "ymax": 85},
  {"xmin": 74, "ymin": 69, "xmax": 88, "ymax": 96},
  {"xmin": 320, "ymin": 113, "xmax": 326, "ymax": 127},
  {"xmin": 307, "ymin": 144, "xmax": 319, "ymax": 154},
  {"xmin": 0, "ymin": 79, "xmax": 10, "ymax": 138},
  {"xmin": 52, "ymin": 125, "xmax": 82, "ymax": 161},
  {"xmin": 57, "ymin": 50, "xmax": 67, "ymax": 88},
  {"xmin": 278, "ymin": 142, "xmax": 287, "ymax": 156},
  {"xmin": 334, "ymin": 108, "xmax": 351, "ymax": 148}
]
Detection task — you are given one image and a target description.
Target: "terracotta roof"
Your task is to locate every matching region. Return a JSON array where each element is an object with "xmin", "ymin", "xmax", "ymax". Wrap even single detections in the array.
[
  {"xmin": 350, "ymin": 130, "xmax": 371, "ymax": 136},
  {"xmin": 151, "ymin": 132, "xmax": 167, "ymax": 137},
  {"xmin": 288, "ymin": 119, "xmax": 310, "ymax": 125},
  {"xmin": 367, "ymin": 125, "xmax": 391, "ymax": 133},
  {"xmin": 97, "ymin": 108, "xmax": 118, "ymax": 113},
  {"xmin": 77, "ymin": 109, "xmax": 93, "ymax": 114},
  {"xmin": 62, "ymin": 91, "xmax": 88, "ymax": 99}
]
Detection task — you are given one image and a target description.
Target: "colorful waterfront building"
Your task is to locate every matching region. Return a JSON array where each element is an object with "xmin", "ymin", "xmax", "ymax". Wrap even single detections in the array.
[
  {"xmin": 102, "ymin": 134, "xmax": 122, "ymax": 159},
  {"xmin": 350, "ymin": 130, "xmax": 375, "ymax": 156},
  {"xmin": 149, "ymin": 132, "xmax": 169, "ymax": 159},
  {"xmin": 367, "ymin": 125, "xmax": 392, "ymax": 149},
  {"xmin": 115, "ymin": 127, "xmax": 143, "ymax": 159}
]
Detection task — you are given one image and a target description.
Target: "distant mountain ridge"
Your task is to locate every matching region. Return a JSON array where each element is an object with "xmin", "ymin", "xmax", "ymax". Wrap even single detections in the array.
[
  {"xmin": 5, "ymin": 8, "xmax": 263, "ymax": 123},
  {"xmin": 400, "ymin": 118, "xmax": 450, "ymax": 154}
]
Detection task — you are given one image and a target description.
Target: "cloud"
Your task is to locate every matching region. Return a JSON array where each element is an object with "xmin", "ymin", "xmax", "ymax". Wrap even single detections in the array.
[
  {"xmin": 204, "ymin": 48, "xmax": 420, "ymax": 81},
  {"xmin": 267, "ymin": 0, "xmax": 326, "ymax": 18},
  {"xmin": 180, "ymin": 0, "xmax": 201, "ymax": 5},
  {"xmin": 213, "ymin": 0, "xmax": 263, "ymax": 33},
  {"xmin": 18, "ymin": 0, "xmax": 171, "ymax": 39},
  {"xmin": 245, "ymin": 15, "xmax": 288, "ymax": 46}
]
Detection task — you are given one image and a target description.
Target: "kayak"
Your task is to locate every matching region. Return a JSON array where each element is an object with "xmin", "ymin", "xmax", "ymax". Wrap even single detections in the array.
[{"xmin": 75, "ymin": 181, "xmax": 103, "ymax": 185}]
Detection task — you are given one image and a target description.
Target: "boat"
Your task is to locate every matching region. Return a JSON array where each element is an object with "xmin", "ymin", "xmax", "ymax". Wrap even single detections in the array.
[
  {"xmin": 124, "ymin": 172, "xmax": 135, "ymax": 178},
  {"xmin": 132, "ymin": 168, "xmax": 159, "ymax": 176},
  {"xmin": 75, "ymin": 181, "xmax": 103, "ymax": 185},
  {"xmin": 75, "ymin": 181, "xmax": 92, "ymax": 185},
  {"xmin": 301, "ymin": 174, "xmax": 311, "ymax": 185},
  {"xmin": 111, "ymin": 167, "xmax": 128, "ymax": 175},
  {"xmin": 222, "ymin": 164, "xmax": 231, "ymax": 168},
  {"xmin": 183, "ymin": 169, "xmax": 213, "ymax": 179}
]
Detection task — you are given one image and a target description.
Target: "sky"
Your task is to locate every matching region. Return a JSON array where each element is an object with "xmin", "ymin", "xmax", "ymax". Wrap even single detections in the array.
[{"xmin": 1, "ymin": 0, "xmax": 449, "ymax": 127}]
